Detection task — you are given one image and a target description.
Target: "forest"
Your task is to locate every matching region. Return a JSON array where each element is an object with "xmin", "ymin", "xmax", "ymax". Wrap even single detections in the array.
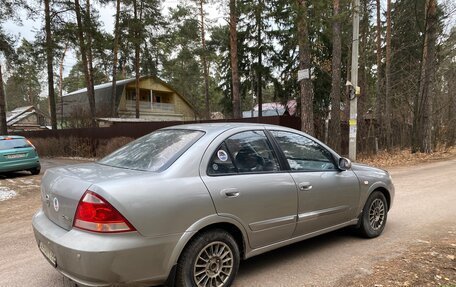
[{"xmin": 0, "ymin": 0, "xmax": 455, "ymax": 155}]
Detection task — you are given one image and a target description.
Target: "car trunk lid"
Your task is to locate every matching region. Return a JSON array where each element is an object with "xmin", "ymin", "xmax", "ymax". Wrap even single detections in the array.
[
  {"xmin": 41, "ymin": 163, "xmax": 146, "ymax": 231},
  {"xmin": 0, "ymin": 146, "xmax": 37, "ymax": 162}
]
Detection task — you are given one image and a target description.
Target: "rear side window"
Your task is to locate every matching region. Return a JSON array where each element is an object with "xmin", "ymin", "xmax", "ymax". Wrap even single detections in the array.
[
  {"xmin": 207, "ymin": 142, "xmax": 237, "ymax": 175},
  {"xmin": 208, "ymin": 130, "xmax": 280, "ymax": 175},
  {"xmin": 99, "ymin": 129, "xmax": 204, "ymax": 171},
  {"xmin": 0, "ymin": 139, "xmax": 32, "ymax": 150}
]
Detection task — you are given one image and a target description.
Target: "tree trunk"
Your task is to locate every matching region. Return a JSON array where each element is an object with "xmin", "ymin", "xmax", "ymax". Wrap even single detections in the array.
[
  {"xmin": 0, "ymin": 65, "xmax": 7, "ymax": 134},
  {"xmin": 58, "ymin": 42, "xmax": 68, "ymax": 124},
  {"xmin": 229, "ymin": 0, "xmax": 241, "ymax": 119},
  {"xmin": 45, "ymin": 0, "xmax": 57, "ymax": 130},
  {"xmin": 412, "ymin": 0, "xmax": 437, "ymax": 153},
  {"xmin": 134, "ymin": 0, "xmax": 140, "ymax": 119},
  {"xmin": 375, "ymin": 0, "xmax": 382, "ymax": 147},
  {"xmin": 74, "ymin": 0, "xmax": 97, "ymax": 127},
  {"xmin": 111, "ymin": 0, "xmax": 121, "ymax": 117},
  {"xmin": 256, "ymin": 0, "xmax": 263, "ymax": 117},
  {"xmin": 199, "ymin": 0, "xmax": 210, "ymax": 120},
  {"xmin": 447, "ymin": 68, "xmax": 456, "ymax": 147},
  {"xmin": 328, "ymin": 0, "xmax": 341, "ymax": 153},
  {"xmin": 384, "ymin": 0, "xmax": 392, "ymax": 149},
  {"xmin": 296, "ymin": 0, "xmax": 314, "ymax": 136},
  {"xmin": 85, "ymin": 0, "xmax": 96, "ymax": 119},
  {"xmin": 357, "ymin": 0, "xmax": 369, "ymax": 153}
]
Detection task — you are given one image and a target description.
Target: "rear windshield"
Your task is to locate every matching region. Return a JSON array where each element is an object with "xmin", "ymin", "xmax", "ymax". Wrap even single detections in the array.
[
  {"xmin": 98, "ymin": 129, "xmax": 204, "ymax": 171},
  {"xmin": 0, "ymin": 139, "xmax": 31, "ymax": 150}
]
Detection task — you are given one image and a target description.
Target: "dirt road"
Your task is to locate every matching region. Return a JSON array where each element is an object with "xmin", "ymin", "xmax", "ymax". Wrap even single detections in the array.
[{"xmin": 0, "ymin": 158, "xmax": 454, "ymax": 287}]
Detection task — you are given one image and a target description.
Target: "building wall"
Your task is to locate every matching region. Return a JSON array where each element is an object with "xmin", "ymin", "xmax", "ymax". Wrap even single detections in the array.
[
  {"xmin": 9, "ymin": 113, "xmax": 49, "ymax": 131},
  {"xmin": 22, "ymin": 114, "xmax": 38, "ymax": 124},
  {"xmin": 62, "ymin": 77, "xmax": 197, "ymax": 122},
  {"xmin": 119, "ymin": 78, "xmax": 197, "ymax": 120},
  {"xmin": 174, "ymin": 94, "xmax": 197, "ymax": 120}
]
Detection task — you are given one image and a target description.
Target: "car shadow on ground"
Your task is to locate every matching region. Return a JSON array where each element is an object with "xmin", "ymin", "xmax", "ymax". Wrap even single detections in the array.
[
  {"xmin": 0, "ymin": 171, "xmax": 36, "ymax": 180},
  {"xmin": 236, "ymin": 227, "xmax": 362, "ymax": 277},
  {"xmin": 151, "ymin": 228, "xmax": 363, "ymax": 287}
]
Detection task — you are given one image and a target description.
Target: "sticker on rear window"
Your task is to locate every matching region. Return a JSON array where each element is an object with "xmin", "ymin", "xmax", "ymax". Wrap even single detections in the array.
[{"xmin": 217, "ymin": 150, "xmax": 228, "ymax": 162}]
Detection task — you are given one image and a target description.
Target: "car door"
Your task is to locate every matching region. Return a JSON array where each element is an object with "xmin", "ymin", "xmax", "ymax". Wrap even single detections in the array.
[
  {"xmin": 200, "ymin": 130, "xmax": 298, "ymax": 249},
  {"xmin": 269, "ymin": 130, "xmax": 360, "ymax": 236}
]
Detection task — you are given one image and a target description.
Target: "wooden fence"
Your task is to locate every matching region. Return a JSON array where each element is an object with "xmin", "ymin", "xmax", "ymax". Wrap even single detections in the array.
[
  {"xmin": 16, "ymin": 116, "xmax": 300, "ymax": 140},
  {"xmin": 15, "ymin": 116, "xmax": 307, "ymax": 158}
]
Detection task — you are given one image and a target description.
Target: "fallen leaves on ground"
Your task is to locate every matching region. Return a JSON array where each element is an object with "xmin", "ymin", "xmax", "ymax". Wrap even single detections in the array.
[
  {"xmin": 357, "ymin": 147, "xmax": 456, "ymax": 169},
  {"xmin": 339, "ymin": 230, "xmax": 456, "ymax": 287}
]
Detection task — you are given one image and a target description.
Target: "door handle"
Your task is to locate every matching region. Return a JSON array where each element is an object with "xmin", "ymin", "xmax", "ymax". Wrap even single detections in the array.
[
  {"xmin": 299, "ymin": 182, "xmax": 312, "ymax": 191},
  {"xmin": 221, "ymin": 188, "xmax": 240, "ymax": 198}
]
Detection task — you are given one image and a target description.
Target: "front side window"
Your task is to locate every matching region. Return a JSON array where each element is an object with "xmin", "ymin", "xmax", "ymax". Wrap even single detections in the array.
[
  {"xmin": 208, "ymin": 130, "xmax": 280, "ymax": 175},
  {"xmin": 99, "ymin": 129, "xmax": 204, "ymax": 171},
  {"xmin": 271, "ymin": 131, "xmax": 336, "ymax": 171}
]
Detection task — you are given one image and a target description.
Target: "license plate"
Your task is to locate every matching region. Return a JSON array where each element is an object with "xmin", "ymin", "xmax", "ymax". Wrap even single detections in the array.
[
  {"xmin": 6, "ymin": 153, "xmax": 26, "ymax": 159},
  {"xmin": 39, "ymin": 241, "xmax": 57, "ymax": 267}
]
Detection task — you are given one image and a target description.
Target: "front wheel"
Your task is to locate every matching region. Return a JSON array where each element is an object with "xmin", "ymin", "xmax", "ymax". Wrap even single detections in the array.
[
  {"xmin": 175, "ymin": 229, "xmax": 240, "ymax": 287},
  {"xmin": 358, "ymin": 191, "xmax": 388, "ymax": 238}
]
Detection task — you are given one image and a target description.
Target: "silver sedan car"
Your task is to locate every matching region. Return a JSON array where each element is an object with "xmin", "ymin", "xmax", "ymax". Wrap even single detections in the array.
[{"xmin": 32, "ymin": 123, "xmax": 394, "ymax": 287}]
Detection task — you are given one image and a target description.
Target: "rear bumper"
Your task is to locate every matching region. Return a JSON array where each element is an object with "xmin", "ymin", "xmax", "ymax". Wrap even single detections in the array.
[
  {"xmin": 0, "ymin": 157, "xmax": 40, "ymax": 173},
  {"xmin": 32, "ymin": 209, "xmax": 182, "ymax": 287}
]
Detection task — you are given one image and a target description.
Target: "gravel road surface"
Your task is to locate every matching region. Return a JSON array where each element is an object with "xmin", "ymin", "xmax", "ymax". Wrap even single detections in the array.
[{"xmin": 0, "ymin": 158, "xmax": 454, "ymax": 287}]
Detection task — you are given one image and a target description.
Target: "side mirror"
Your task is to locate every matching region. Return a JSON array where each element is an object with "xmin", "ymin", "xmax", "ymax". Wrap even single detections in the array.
[{"xmin": 338, "ymin": 157, "xmax": 352, "ymax": 171}]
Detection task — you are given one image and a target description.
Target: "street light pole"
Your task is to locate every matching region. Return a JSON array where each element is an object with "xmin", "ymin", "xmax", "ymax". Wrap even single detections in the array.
[{"xmin": 349, "ymin": 0, "xmax": 360, "ymax": 161}]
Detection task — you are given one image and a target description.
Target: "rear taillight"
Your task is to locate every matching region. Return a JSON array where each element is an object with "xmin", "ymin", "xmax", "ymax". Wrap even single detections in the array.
[
  {"xmin": 26, "ymin": 139, "xmax": 36, "ymax": 149},
  {"xmin": 73, "ymin": 191, "xmax": 136, "ymax": 233}
]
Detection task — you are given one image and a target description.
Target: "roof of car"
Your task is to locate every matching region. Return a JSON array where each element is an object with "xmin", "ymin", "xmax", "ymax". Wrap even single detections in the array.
[
  {"xmin": 0, "ymin": 135, "xmax": 25, "ymax": 140},
  {"xmin": 163, "ymin": 122, "xmax": 287, "ymax": 134}
]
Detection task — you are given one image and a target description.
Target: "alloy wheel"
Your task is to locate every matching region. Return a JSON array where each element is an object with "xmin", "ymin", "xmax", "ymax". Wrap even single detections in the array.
[
  {"xmin": 193, "ymin": 241, "xmax": 234, "ymax": 287},
  {"xmin": 368, "ymin": 198, "xmax": 385, "ymax": 230}
]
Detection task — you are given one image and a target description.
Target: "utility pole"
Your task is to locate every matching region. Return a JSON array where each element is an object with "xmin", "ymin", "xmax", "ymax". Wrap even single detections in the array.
[{"xmin": 349, "ymin": 0, "xmax": 360, "ymax": 160}]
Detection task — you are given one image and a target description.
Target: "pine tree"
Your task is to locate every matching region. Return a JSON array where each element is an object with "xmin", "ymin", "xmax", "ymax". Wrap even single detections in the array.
[
  {"xmin": 296, "ymin": 0, "xmax": 314, "ymax": 135},
  {"xmin": 44, "ymin": 0, "xmax": 58, "ymax": 129},
  {"xmin": 0, "ymin": 31, "xmax": 15, "ymax": 107},
  {"xmin": 74, "ymin": 0, "xmax": 97, "ymax": 126},
  {"xmin": 5, "ymin": 39, "xmax": 44, "ymax": 109},
  {"xmin": 160, "ymin": 4, "xmax": 202, "ymax": 109},
  {"xmin": 412, "ymin": 0, "xmax": 439, "ymax": 153},
  {"xmin": 328, "ymin": 0, "xmax": 342, "ymax": 152},
  {"xmin": 230, "ymin": 0, "xmax": 241, "ymax": 118},
  {"xmin": 384, "ymin": 0, "xmax": 392, "ymax": 149},
  {"xmin": 238, "ymin": 0, "xmax": 275, "ymax": 117},
  {"xmin": 118, "ymin": 0, "xmax": 162, "ymax": 118}
]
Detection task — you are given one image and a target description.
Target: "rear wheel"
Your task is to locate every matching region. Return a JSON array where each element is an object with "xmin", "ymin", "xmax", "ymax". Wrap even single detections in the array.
[
  {"xmin": 175, "ymin": 229, "xmax": 240, "ymax": 287},
  {"xmin": 358, "ymin": 191, "xmax": 388, "ymax": 238},
  {"xmin": 29, "ymin": 168, "xmax": 40, "ymax": 175}
]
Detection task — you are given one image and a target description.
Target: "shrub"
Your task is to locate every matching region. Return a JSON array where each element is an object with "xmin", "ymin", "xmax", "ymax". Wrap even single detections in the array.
[
  {"xmin": 28, "ymin": 137, "xmax": 134, "ymax": 158},
  {"xmin": 95, "ymin": 137, "xmax": 134, "ymax": 158}
]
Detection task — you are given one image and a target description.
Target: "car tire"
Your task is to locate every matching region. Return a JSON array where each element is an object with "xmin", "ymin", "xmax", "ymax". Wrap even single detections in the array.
[
  {"xmin": 29, "ymin": 168, "xmax": 40, "ymax": 175},
  {"xmin": 358, "ymin": 191, "xmax": 388, "ymax": 238},
  {"xmin": 175, "ymin": 229, "xmax": 240, "ymax": 287}
]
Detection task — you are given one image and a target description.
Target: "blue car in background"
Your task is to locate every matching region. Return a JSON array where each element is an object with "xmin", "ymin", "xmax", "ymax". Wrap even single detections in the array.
[{"xmin": 0, "ymin": 135, "xmax": 40, "ymax": 175}]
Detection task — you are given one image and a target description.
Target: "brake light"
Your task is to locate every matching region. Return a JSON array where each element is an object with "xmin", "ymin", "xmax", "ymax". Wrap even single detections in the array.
[
  {"xmin": 73, "ymin": 191, "xmax": 136, "ymax": 233},
  {"xmin": 26, "ymin": 139, "xmax": 36, "ymax": 149}
]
